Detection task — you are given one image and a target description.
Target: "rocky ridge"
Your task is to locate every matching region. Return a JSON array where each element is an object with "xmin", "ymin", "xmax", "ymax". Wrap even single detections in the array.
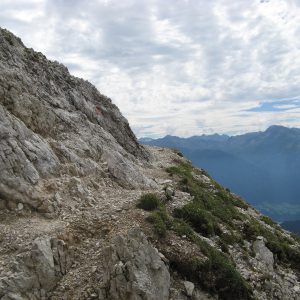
[{"xmin": 0, "ymin": 28, "xmax": 300, "ymax": 300}]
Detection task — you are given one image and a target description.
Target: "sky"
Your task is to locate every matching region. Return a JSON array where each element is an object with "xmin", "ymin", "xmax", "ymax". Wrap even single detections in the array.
[{"xmin": 1, "ymin": 0, "xmax": 300, "ymax": 138}]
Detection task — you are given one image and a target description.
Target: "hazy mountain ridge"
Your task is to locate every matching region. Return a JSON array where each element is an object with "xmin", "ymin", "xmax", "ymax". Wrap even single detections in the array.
[{"xmin": 1, "ymin": 28, "xmax": 300, "ymax": 300}]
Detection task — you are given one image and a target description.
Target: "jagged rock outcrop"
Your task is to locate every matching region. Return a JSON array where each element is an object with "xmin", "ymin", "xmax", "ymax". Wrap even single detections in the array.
[
  {"xmin": 253, "ymin": 236, "xmax": 274, "ymax": 272},
  {"xmin": 0, "ymin": 27, "xmax": 151, "ymax": 213},
  {"xmin": 98, "ymin": 228, "xmax": 170, "ymax": 300},
  {"xmin": 0, "ymin": 237, "xmax": 69, "ymax": 300}
]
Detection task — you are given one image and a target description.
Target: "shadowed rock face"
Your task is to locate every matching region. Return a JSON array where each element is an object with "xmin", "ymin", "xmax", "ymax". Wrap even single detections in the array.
[{"xmin": 0, "ymin": 28, "xmax": 151, "ymax": 212}]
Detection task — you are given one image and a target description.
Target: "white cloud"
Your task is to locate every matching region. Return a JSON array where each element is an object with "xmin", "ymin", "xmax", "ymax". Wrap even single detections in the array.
[{"xmin": 1, "ymin": 0, "xmax": 300, "ymax": 137}]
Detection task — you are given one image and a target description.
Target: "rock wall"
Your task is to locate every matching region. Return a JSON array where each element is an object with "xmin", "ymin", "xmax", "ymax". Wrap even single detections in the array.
[
  {"xmin": 0, "ymin": 237, "xmax": 70, "ymax": 300},
  {"xmin": 98, "ymin": 228, "xmax": 170, "ymax": 300},
  {"xmin": 0, "ymin": 28, "xmax": 151, "ymax": 212}
]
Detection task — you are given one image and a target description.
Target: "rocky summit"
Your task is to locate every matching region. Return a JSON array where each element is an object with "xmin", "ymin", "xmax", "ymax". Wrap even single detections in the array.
[{"xmin": 0, "ymin": 28, "xmax": 299, "ymax": 300}]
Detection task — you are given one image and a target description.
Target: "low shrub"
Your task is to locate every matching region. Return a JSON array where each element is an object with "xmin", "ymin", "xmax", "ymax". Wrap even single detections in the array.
[
  {"xmin": 137, "ymin": 193, "xmax": 160, "ymax": 211},
  {"xmin": 170, "ymin": 246, "xmax": 254, "ymax": 300},
  {"xmin": 171, "ymin": 219, "xmax": 194, "ymax": 238},
  {"xmin": 174, "ymin": 203, "xmax": 221, "ymax": 237},
  {"xmin": 261, "ymin": 215, "xmax": 277, "ymax": 227},
  {"xmin": 147, "ymin": 208, "xmax": 170, "ymax": 237}
]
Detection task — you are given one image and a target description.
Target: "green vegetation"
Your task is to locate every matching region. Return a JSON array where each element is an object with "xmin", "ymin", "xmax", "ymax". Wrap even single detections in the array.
[
  {"xmin": 2, "ymin": 29, "xmax": 14, "ymax": 45},
  {"xmin": 174, "ymin": 203, "xmax": 221, "ymax": 236},
  {"xmin": 166, "ymin": 161, "xmax": 245, "ymax": 240},
  {"xmin": 243, "ymin": 220, "xmax": 300, "ymax": 273},
  {"xmin": 136, "ymin": 193, "xmax": 161, "ymax": 211},
  {"xmin": 171, "ymin": 218, "xmax": 194, "ymax": 238},
  {"xmin": 170, "ymin": 238, "xmax": 254, "ymax": 300},
  {"xmin": 260, "ymin": 215, "xmax": 277, "ymax": 227},
  {"xmin": 143, "ymin": 160, "xmax": 300, "ymax": 298},
  {"xmin": 146, "ymin": 207, "xmax": 170, "ymax": 237},
  {"xmin": 146, "ymin": 205, "xmax": 254, "ymax": 299},
  {"xmin": 140, "ymin": 174, "xmax": 254, "ymax": 299}
]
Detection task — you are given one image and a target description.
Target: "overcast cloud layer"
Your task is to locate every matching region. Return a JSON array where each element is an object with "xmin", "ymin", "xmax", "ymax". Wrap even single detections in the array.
[{"xmin": 1, "ymin": 0, "xmax": 300, "ymax": 137}]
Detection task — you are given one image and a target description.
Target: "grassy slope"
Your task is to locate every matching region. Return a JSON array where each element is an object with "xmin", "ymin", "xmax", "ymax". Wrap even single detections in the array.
[{"xmin": 138, "ymin": 158, "xmax": 300, "ymax": 300}]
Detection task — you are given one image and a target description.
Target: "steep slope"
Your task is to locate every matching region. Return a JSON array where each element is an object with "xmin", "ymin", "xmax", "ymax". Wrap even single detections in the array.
[
  {"xmin": 141, "ymin": 126, "xmax": 300, "ymax": 221},
  {"xmin": 0, "ymin": 28, "xmax": 153, "ymax": 214},
  {"xmin": 0, "ymin": 28, "xmax": 299, "ymax": 300}
]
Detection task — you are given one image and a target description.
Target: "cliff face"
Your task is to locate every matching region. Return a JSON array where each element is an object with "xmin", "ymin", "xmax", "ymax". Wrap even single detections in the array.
[
  {"xmin": 0, "ymin": 28, "xmax": 152, "ymax": 213},
  {"xmin": 0, "ymin": 28, "xmax": 299, "ymax": 300}
]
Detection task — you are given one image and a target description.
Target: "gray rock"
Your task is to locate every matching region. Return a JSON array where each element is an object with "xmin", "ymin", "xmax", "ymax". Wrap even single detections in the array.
[
  {"xmin": 0, "ymin": 237, "xmax": 69, "ymax": 299},
  {"xmin": 0, "ymin": 27, "xmax": 151, "ymax": 212},
  {"xmin": 165, "ymin": 186, "xmax": 174, "ymax": 198},
  {"xmin": 17, "ymin": 203, "xmax": 24, "ymax": 210},
  {"xmin": 184, "ymin": 281, "xmax": 195, "ymax": 297},
  {"xmin": 99, "ymin": 228, "xmax": 170, "ymax": 300},
  {"xmin": 253, "ymin": 236, "xmax": 274, "ymax": 272}
]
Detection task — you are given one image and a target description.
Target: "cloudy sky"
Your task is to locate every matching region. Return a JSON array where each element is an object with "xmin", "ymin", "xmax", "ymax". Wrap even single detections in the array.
[{"xmin": 1, "ymin": 0, "xmax": 300, "ymax": 137}]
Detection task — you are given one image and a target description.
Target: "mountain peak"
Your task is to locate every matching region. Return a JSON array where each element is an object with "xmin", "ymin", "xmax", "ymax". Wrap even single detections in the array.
[{"xmin": 265, "ymin": 125, "xmax": 288, "ymax": 132}]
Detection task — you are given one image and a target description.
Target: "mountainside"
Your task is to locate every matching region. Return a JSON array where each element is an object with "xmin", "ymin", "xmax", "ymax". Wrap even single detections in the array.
[
  {"xmin": 0, "ymin": 28, "xmax": 300, "ymax": 300},
  {"xmin": 141, "ymin": 126, "xmax": 300, "ymax": 222}
]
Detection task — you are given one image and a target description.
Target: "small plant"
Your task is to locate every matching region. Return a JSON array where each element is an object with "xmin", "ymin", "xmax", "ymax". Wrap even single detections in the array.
[
  {"xmin": 243, "ymin": 222, "xmax": 260, "ymax": 240},
  {"xmin": 147, "ymin": 208, "xmax": 170, "ymax": 238},
  {"xmin": 3, "ymin": 29, "xmax": 14, "ymax": 45},
  {"xmin": 172, "ymin": 219, "xmax": 194, "ymax": 238},
  {"xmin": 136, "ymin": 193, "xmax": 160, "ymax": 211},
  {"xmin": 261, "ymin": 215, "xmax": 277, "ymax": 227},
  {"xmin": 174, "ymin": 203, "xmax": 221, "ymax": 237},
  {"xmin": 170, "ymin": 148, "xmax": 184, "ymax": 157},
  {"xmin": 170, "ymin": 245, "xmax": 254, "ymax": 300}
]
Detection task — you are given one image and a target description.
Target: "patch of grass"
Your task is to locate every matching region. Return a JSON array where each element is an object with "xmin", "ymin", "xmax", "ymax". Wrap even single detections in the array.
[
  {"xmin": 170, "ymin": 240, "xmax": 254, "ymax": 300},
  {"xmin": 166, "ymin": 161, "xmax": 194, "ymax": 178},
  {"xmin": 137, "ymin": 193, "xmax": 161, "ymax": 211},
  {"xmin": 167, "ymin": 161, "xmax": 247, "ymax": 236},
  {"xmin": 260, "ymin": 215, "xmax": 277, "ymax": 227},
  {"xmin": 146, "ymin": 207, "xmax": 171, "ymax": 238},
  {"xmin": 243, "ymin": 219, "xmax": 300, "ymax": 273},
  {"xmin": 174, "ymin": 203, "xmax": 221, "ymax": 237},
  {"xmin": 220, "ymin": 232, "xmax": 242, "ymax": 246},
  {"xmin": 166, "ymin": 160, "xmax": 300, "ymax": 278},
  {"xmin": 171, "ymin": 218, "xmax": 194, "ymax": 238}
]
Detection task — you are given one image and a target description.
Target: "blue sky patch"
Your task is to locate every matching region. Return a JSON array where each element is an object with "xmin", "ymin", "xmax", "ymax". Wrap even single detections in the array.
[{"xmin": 246, "ymin": 99, "xmax": 300, "ymax": 112}]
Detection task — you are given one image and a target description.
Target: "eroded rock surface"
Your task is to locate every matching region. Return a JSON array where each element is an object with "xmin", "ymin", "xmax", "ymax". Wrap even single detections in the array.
[
  {"xmin": 98, "ymin": 228, "xmax": 170, "ymax": 300},
  {"xmin": 0, "ymin": 237, "xmax": 69, "ymax": 300},
  {"xmin": 0, "ymin": 27, "xmax": 150, "ymax": 213},
  {"xmin": 253, "ymin": 236, "xmax": 274, "ymax": 272}
]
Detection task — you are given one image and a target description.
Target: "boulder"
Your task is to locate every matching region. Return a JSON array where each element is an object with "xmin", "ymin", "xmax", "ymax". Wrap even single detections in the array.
[
  {"xmin": 253, "ymin": 236, "xmax": 274, "ymax": 272},
  {"xmin": 183, "ymin": 281, "xmax": 195, "ymax": 297},
  {"xmin": 0, "ymin": 237, "xmax": 70, "ymax": 300},
  {"xmin": 99, "ymin": 228, "xmax": 170, "ymax": 300}
]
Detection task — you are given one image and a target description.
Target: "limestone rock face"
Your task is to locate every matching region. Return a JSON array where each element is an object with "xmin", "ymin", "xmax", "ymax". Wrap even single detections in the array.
[
  {"xmin": 99, "ymin": 228, "xmax": 170, "ymax": 300},
  {"xmin": 0, "ymin": 237, "xmax": 70, "ymax": 300},
  {"xmin": 0, "ymin": 28, "xmax": 150, "ymax": 211},
  {"xmin": 183, "ymin": 281, "xmax": 195, "ymax": 297},
  {"xmin": 253, "ymin": 236, "xmax": 274, "ymax": 272}
]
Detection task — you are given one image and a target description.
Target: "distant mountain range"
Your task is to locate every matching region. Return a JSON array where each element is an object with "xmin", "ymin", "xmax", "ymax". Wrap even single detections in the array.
[{"xmin": 140, "ymin": 125, "xmax": 300, "ymax": 225}]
